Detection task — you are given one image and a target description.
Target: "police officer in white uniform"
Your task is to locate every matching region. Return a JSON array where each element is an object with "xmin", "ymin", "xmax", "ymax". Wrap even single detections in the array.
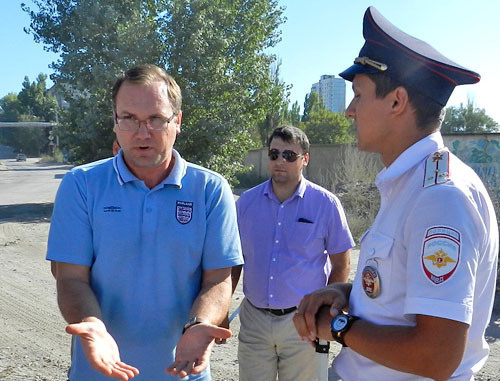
[{"xmin": 293, "ymin": 7, "xmax": 498, "ymax": 381}]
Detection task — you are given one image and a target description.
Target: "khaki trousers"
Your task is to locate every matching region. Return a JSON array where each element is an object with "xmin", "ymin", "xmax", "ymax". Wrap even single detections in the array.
[{"xmin": 238, "ymin": 298, "xmax": 320, "ymax": 381}]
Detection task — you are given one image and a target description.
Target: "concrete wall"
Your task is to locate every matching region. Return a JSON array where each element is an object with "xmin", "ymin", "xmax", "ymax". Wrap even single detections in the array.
[
  {"xmin": 243, "ymin": 133, "xmax": 500, "ymax": 188},
  {"xmin": 443, "ymin": 133, "xmax": 500, "ymax": 187}
]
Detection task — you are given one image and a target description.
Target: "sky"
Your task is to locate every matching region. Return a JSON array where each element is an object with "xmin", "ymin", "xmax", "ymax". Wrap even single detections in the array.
[{"xmin": 1, "ymin": 1, "xmax": 499, "ymax": 123}]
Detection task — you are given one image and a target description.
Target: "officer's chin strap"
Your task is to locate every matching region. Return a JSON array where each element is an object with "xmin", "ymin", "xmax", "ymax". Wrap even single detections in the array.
[{"xmin": 315, "ymin": 338, "xmax": 330, "ymax": 381}]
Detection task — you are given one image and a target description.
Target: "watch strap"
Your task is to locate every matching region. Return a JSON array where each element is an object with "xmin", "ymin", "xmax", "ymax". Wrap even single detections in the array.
[
  {"xmin": 182, "ymin": 317, "xmax": 208, "ymax": 334},
  {"xmin": 331, "ymin": 313, "xmax": 359, "ymax": 347}
]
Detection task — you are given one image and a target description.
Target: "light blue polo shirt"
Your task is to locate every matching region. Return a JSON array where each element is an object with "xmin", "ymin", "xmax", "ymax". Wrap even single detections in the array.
[{"xmin": 47, "ymin": 149, "xmax": 243, "ymax": 380}]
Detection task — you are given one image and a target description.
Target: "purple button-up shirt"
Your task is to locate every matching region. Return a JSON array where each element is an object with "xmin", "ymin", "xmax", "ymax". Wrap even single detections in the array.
[{"xmin": 236, "ymin": 177, "xmax": 355, "ymax": 309}]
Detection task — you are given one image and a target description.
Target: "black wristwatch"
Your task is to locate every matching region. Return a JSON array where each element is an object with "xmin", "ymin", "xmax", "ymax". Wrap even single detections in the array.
[
  {"xmin": 182, "ymin": 317, "xmax": 207, "ymax": 334},
  {"xmin": 330, "ymin": 312, "xmax": 359, "ymax": 347}
]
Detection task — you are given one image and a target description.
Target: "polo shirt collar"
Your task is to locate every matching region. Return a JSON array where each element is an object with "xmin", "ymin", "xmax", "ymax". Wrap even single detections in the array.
[
  {"xmin": 376, "ymin": 131, "xmax": 444, "ymax": 185},
  {"xmin": 165, "ymin": 149, "xmax": 187, "ymax": 188},
  {"xmin": 113, "ymin": 149, "xmax": 187, "ymax": 188}
]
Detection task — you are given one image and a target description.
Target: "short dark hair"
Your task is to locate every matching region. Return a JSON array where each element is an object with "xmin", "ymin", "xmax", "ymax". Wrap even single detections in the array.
[
  {"xmin": 366, "ymin": 73, "xmax": 445, "ymax": 130},
  {"xmin": 112, "ymin": 64, "xmax": 182, "ymax": 114},
  {"xmin": 268, "ymin": 125, "xmax": 310, "ymax": 153}
]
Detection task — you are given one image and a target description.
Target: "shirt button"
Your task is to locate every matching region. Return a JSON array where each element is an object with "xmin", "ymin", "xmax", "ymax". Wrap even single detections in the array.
[
  {"xmin": 280, "ymin": 205, "xmax": 284, "ymax": 209},
  {"xmin": 146, "ymin": 207, "xmax": 152, "ymax": 213},
  {"xmin": 270, "ymin": 276, "xmax": 274, "ymax": 280},
  {"xmin": 275, "ymin": 240, "xmax": 279, "ymax": 244},
  {"xmin": 270, "ymin": 294, "xmax": 274, "ymax": 298},
  {"xmin": 272, "ymin": 258, "xmax": 276, "ymax": 262},
  {"xmin": 278, "ymin": 222, "xmax": 282, "ymax": 226}
]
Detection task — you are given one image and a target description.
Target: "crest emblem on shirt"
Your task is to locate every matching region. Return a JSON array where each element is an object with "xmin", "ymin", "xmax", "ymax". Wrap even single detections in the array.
[
  {"xmin": 421, "ymin": 226, "xmax": 460, "ymax": 285},
  {"xmin": 176, "ymin": 201, "xmax": 193, "ymax": 224}
]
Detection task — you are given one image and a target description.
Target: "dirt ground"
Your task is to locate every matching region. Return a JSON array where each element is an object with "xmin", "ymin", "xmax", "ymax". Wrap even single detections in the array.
[{"xmin": 0, "ymin": 156, "xmax": 499, "ymax": 380}]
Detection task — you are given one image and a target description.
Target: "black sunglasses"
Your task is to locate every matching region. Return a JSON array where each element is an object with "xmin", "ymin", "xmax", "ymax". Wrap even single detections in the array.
[{"xmin": 268, "ymin": 149, "xmax": 305, "ymax": 163}]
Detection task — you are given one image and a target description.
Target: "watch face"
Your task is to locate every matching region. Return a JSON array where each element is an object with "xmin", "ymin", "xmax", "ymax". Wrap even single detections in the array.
[{"xmin": 332, "ymin": 314, "xmax": 349, "ymax": 331}]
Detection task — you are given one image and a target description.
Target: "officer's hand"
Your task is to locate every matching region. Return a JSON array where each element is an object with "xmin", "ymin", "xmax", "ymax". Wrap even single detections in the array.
[
  {"xmin": 165, "ymin": 323, "xmax": 231, "ymax": 378},
  {"xmin": 66, "ymin": 320, "xmax": 139, "ymax": 380},
  {"xmin": 293, "ymin": 283, "xmax": 351, "ymax": 344}
]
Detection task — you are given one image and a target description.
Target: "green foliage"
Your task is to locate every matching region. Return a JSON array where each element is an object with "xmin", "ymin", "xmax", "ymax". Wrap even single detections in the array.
[
  {"xmin": 0, "ymin": 74, "xmax": 59, "ymax": 155},
  {"xmin": 23, "ymin": 0, "xmax": 286, "ymax": 184},
  {"xmin": 0, "ymin": 93, "xmax": 22, "ymax": 121},
  {"xmin": 302, "ymin": 92, "xmax": 324, "ymax": 122},
  {"xmin": 235, "ymin": 169, "xmax": 268, "ymax": 189},
  {"xmin": 254, "ymin": 61, "xmax": 291, "ymax": 146},
  {"xmin": 23, "ymin": 0, "xmax": 168, "ymax": 162},
  {"xmin": 442, "ymin": 99, "xmax": 499, "ymax": 134},
  {"xmin": 40, "ymin": 147, "xmax": 63, "ymax": 163},
  {"xmin": 282, "ymin": 100, "xmax": 301, "ymax": 126},
  {"xmin": 303, "ymin": 109, "xmax": 355, "ymax": 144},
  {"xmin": 0, "ymin": 74, "xmax": 58, "ymax": 122}
]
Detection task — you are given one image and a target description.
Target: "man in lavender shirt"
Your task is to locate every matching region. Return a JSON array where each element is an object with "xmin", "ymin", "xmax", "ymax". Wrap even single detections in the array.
[{"xmin": 233, "ymin": 126, "xmax": 355, "ymax": 380}]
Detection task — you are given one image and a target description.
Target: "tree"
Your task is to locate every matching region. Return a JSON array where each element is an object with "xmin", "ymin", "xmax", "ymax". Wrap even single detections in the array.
[
  {"xmin": 303, "ymin": 109, "xmax": 355, "ymax": 144},
  {"xmin": 0, "ymin": 93, "xmax": 22, "ymax": 122},
  {"xmin": 0, "ymin": 74, "xmax": 58, "ymax": 122},
  {"xmin": 23, "ymin": 0, "xmax": 286, "ymax": 184},
  {"xmin": 302, "ymin": 92, "xmax": 325, "ymax": 122},
  {"xmin": 255, "ymin": 60, "xmax": 290, "ymax": 146},
  {"xmin": 282, "ymin": 101, "xmax": 301, "ymax": 127},
  {"xmin": 441, "ymin": 99, "xmax": 499, "ymax": 134},
  {"xmin": 0, "ymin": 74, "xmax": 59, "ymax": 155}
]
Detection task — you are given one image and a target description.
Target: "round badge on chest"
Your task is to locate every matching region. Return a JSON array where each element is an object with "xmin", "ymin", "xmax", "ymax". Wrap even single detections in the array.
[{"xmin": 362, "ymin": 265, "xmax": 381, "ymax": 298}]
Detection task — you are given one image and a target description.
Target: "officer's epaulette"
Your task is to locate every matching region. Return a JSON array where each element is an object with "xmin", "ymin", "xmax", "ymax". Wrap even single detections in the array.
[{"xmin": 423, "ymin": 149, "xmax": 450, "ymax": 188}]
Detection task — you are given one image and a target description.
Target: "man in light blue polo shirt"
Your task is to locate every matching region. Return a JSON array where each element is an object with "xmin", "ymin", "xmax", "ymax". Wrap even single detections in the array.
[
  {"xmin": 47, "ymin": 64, "xmax": 243, "ymax": 380},
  {"xmin": 233, "ymin": 126, "xmax": 355, "ymax": 380}
]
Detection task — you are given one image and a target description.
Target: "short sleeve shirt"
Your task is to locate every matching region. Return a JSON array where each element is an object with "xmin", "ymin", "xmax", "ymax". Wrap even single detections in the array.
[
  {"xmin": 47, "ymin": 149, "xmax": 243, "ymax": 380},
  {"xmin": 334, "ymin": 132, "xmax": 498, "ymax": 380},
  {"xmin": 236, "ymin": 177, "xmax": 355, "ymax": 308}
]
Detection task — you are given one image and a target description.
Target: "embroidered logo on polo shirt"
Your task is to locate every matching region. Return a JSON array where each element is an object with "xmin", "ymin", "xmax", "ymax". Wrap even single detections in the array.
[
  {"xmin": 421, "ymin": 226, "xmax": 460, "ymax": 285},
  {"xmin": 176, "ymin": 201, "xmax": 193, "ymax": 224},
  {"xmin": 103, "ymin": 206, "xmax": 122, "ymax": 213}
]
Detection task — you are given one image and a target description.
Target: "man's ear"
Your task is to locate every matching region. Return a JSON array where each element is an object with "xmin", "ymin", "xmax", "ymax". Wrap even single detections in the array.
[
  {"xmin": 175, "ymin": 112, "xmax": 182, "ymax": 134},
  {"xmin": 303, "ymin": 152, "xmax": 310, "ymax": 166},
  {"xmin": 389, "ymin": 86, "xmax": 409, "ymax": 115}
]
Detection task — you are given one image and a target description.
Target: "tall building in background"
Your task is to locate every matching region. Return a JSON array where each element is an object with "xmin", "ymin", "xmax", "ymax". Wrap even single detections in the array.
[{"xmin": 311, "ymin": 75, "xmax": 346, "ymax": 113}]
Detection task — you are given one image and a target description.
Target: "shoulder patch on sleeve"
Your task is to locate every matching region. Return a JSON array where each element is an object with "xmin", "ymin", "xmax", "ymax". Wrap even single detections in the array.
[
  {"xmin": 421, "ymin": 226, "xmax": 460, "ymax": 285},
  {"xmin": 423, "ymin": 149, "xmax": 450, "ymax": 188}
]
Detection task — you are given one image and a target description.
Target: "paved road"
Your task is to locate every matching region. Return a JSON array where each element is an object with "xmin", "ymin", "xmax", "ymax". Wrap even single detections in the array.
[
  {"xmin": 0, "ymin": 158, "xmax": 72, "ymax": 206},
  {"xmin": 0, "ymin": 159, "xmax": 74, "ymax": 380}
]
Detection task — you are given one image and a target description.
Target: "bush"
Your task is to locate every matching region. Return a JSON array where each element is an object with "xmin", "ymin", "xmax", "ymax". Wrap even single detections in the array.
[
  {"xmin": 39, "ymin": 148, "xmax": 64, "ymax": 163},
  {"xmin": 234, "ymin": 168, "xmax": 268, "ymax": 195},
  {"xmin": 317, "ymin": 144, "xmax": 383, "ymax": 244}
]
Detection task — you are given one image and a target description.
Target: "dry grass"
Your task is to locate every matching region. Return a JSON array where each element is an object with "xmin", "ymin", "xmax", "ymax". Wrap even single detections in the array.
[{"xmin": 317, "ymin": 145, "xmax": 383, "ymax": 244}]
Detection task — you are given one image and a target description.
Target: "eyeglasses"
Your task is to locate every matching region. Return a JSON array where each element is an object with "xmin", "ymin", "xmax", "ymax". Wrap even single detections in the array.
[
  {"xmin": 114, "ymin": 113, "xmax": 176, "ymax": 131},
  {"xmin": 268, "ymin": 149, "xmax": 305, "ymax": 163}
]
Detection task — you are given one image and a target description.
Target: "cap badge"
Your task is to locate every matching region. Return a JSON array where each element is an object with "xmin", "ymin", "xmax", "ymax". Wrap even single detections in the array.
[{"xmin": 354, "ymin": 56, "xmax": 388, "ymax": 71}]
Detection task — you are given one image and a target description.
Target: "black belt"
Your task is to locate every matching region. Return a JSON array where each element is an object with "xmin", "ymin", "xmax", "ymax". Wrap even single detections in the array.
[
  {"xmin": 263, "ymin": 306, "xmax": 297, "ymax": 316},
  {"xmin": 250, "ymin": 301, "xmax": 297, "ymax": 316}
]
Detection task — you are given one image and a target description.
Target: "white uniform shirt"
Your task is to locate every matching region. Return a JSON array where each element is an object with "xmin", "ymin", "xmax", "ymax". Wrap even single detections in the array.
[{"xmin": 334, "ymin": 132, "xmax": 498, "ymax": 381}]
